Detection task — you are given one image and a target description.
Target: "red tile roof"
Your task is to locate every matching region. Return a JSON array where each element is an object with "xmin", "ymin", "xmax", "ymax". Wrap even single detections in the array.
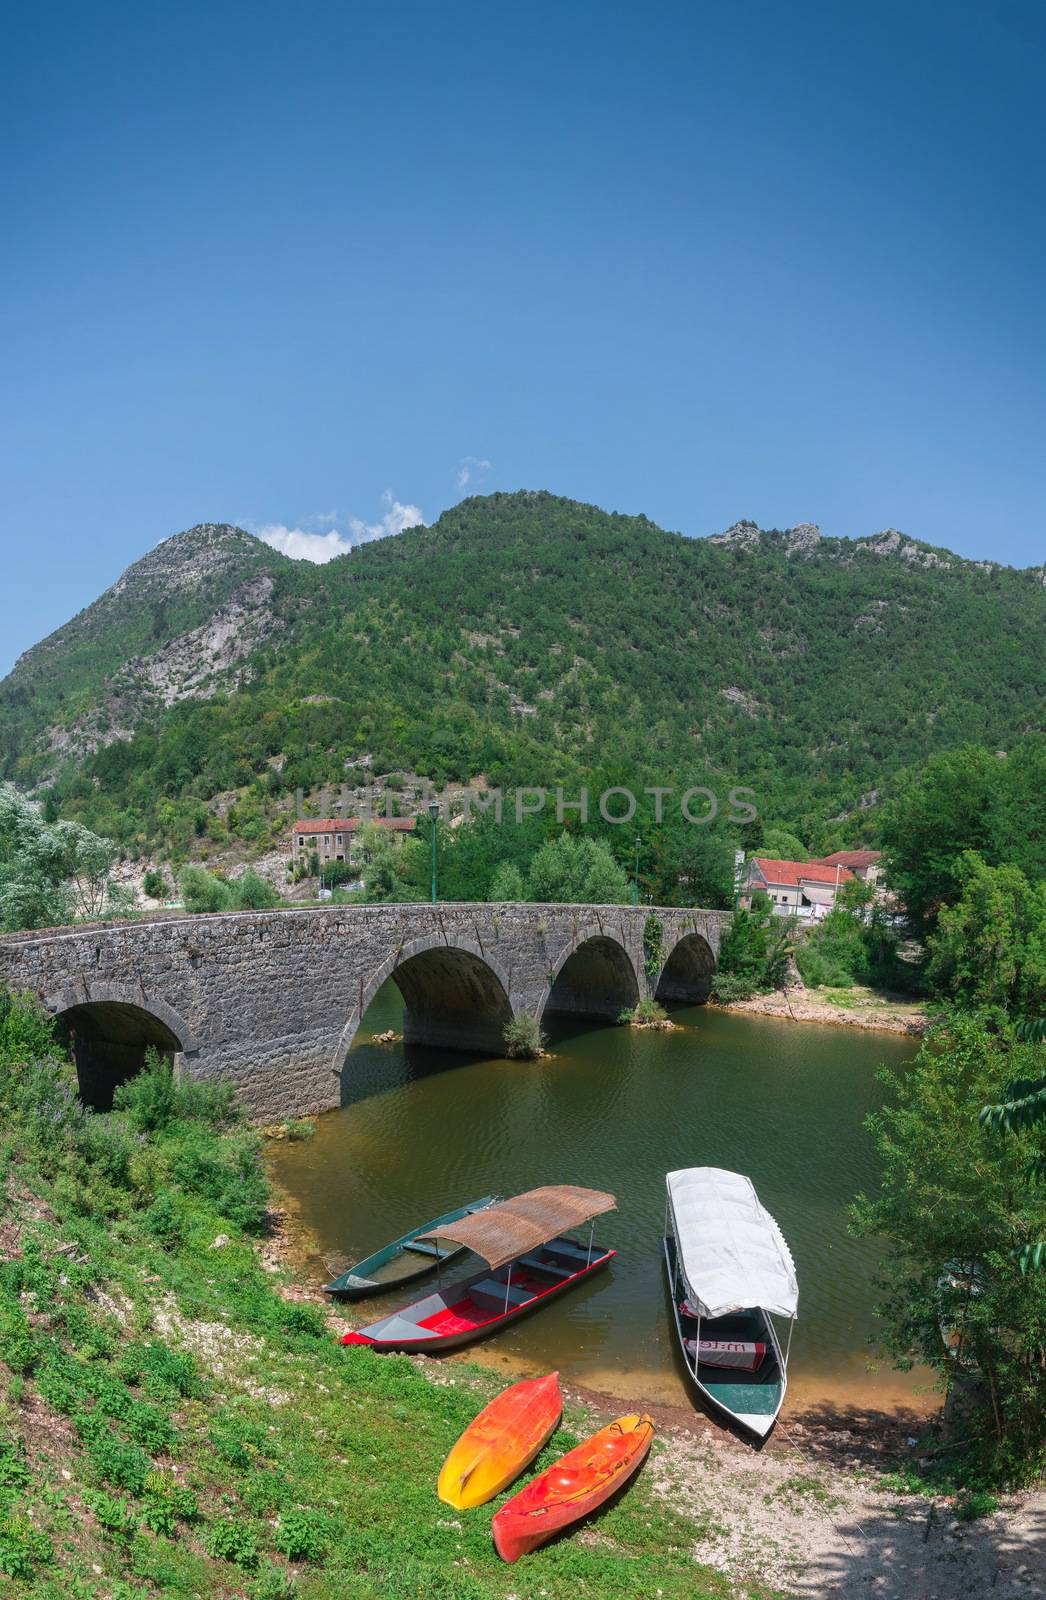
[
  {"xmin": 816, "ymin": 850, "xmax": 881, "ymax": 870},
  {"xmin": 750, "ymin": 857, "xmax": 855, "ymax": 888},
  {"xmin": 294, "ymin": 817, "xmax": 417, "ymax": 834}
]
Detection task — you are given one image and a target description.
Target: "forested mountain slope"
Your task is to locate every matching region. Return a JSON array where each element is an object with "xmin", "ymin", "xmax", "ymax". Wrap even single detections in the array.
[{"xmin": 2, "ymin": 492, "xmax": 1043, "ymax": 854}]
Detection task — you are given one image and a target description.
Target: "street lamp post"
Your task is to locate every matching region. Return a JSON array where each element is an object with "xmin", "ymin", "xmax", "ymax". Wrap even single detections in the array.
[
  {"xmin": 429, "ymin": 799, "xmax": 439, "ymax": 904},
  {"xmin": 633, "ymin": 834, "xmax": 641, "ymax": 906}
]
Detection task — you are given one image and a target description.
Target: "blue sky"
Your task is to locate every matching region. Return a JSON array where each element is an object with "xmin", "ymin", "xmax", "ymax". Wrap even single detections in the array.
[{"xmin": 2, "ymin": 1, "xmax": 1044, "ymax": 675}]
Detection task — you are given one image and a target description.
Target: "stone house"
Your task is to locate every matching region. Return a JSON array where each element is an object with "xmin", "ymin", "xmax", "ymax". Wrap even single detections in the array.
[{"xmin": 291, "ymin": 816, "xmax": 417, "ymax": 869}]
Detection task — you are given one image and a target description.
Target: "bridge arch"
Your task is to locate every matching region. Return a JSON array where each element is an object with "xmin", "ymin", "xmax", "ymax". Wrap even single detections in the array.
[
  {"xmin": 44, "ymin": 983, "xmax": 198, "ymax": 1111},
  {"xmin": 331, "ymin": 935, "xmax": 514, "ymax": 1077},
  {"xmin": 654, "ymin": 931, "xmax": 716, "ymax": 1005},
  {"xmin": 539, "ymin": 928, "xmax": 640, "ymax": 1022}
]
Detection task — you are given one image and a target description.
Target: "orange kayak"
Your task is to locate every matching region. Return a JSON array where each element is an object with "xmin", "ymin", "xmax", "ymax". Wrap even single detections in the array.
[
  {"xmin": 438, "ymin": 1372, "xmax": 562, "ymax": 1510},
  {"xmin": 492, "ymin": 1412, "xmax": 653, "ymax": 1562}
]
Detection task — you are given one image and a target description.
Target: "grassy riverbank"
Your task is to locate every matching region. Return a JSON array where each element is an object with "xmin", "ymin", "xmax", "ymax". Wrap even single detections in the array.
[{"xmin": 0, "ymin": 995, "xmax": 769, "ymax": 1600}]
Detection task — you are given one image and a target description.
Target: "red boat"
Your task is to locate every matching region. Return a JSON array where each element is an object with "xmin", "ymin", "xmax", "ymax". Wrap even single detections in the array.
[
  {"xmin": 340, "ymin": 1186, "xmax": 616, "ymax": 1354},
  {"xmin": 492, "ymin": 1412, "xmax": 654, "ymax": 1562}
]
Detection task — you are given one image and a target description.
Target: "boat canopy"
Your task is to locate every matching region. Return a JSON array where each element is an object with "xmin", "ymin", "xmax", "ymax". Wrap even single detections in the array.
[
  {"xmin": 418, "ymin": 1185, "xmax": 616, "ymax": 1271},
  {"xmin": 666, "ymin": 1167, "xmax": 798, "ymax": 1321}
]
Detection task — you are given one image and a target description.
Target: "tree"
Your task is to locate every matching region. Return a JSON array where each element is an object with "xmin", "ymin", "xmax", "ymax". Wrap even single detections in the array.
[
  {"xmin": 926, "ymin": 853, "xmax": 1046, "ymax": 1018},
  {"xmin": 179, "ymin": 865, "xmax": 232, "ymax": 914},
  {"xmin": 142, "ymin": 869, "xmax": 169, "ymax": 901},
  {"xmin": 488, "ymin": 861, "xmax": 525, "ymax": 901},
  {"xmin": 526, "ymin": 833, "xmax": 629, "ymax": 904},
  {"xmin": 879, "ymin": 747, "xmax": 1005, "ymax": 938},
  {"xmin": 712, "ymin": 895, "xmax": 793, "ymax": 999},
  {"xmin": 231, "ymin": 868, "xmax": 280, "ymax": 910},
  {"xmin": 853, "ymin": 1013, "xmax": 1046, "ymax": 1476},
  {"xmin": 981, "ymin": 1018, "xmax": 1046, "ymax": 1272},
  {"xmin": 759, "ymin": 824, "xmax": 808, "ymax": 861},
  {"xmin": 0, "ymin": 783, "xmax": 118, "ymax": 930}
]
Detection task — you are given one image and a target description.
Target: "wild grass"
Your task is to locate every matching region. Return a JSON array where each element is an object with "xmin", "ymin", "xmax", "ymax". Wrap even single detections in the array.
[{"xmin": 0, "ymin": 991, "xmax": 758, "ymax": 1599}]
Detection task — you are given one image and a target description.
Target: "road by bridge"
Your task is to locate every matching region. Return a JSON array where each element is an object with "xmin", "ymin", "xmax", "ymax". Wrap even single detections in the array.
[{"xmin": 0, "ymin": 902, "xmax": 727, "ymax": 1120}]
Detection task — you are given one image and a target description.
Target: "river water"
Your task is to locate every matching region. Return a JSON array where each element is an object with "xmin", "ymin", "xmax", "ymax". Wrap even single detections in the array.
[{"xmin": 269, "ymin": 983, "xmax": 925, "ymax": 1413}]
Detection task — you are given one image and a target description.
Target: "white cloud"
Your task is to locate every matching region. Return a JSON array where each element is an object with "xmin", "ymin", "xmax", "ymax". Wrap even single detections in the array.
[
  {"xmin": 254, "ymin": 492, "xmax": 425, "ymax": 564},
  {"xmin": 347, "ymin": 490, "xmax": 425, "ymax": 545},
  {"xmin": 256, "ymin": 524, "xmax": 353, "ymax": 563},
  {"xmin": 457, "ymin": 456, "xmax": 493, "ymax": 489}
]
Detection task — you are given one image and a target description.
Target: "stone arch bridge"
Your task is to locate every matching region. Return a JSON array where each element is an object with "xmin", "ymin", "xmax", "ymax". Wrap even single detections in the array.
[{"xmin": 0, "ymin": 903, "xmax": 728, "ymax": 1120}]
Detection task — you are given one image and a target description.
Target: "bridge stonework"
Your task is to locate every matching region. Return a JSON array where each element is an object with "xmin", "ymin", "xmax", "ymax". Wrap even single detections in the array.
[{"xmin": 0, "ymin": 903, "xmax": 728, "ymax": 1121}]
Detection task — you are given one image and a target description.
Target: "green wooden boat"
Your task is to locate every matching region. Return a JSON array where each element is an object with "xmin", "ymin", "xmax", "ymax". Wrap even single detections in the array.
[{"xmin": 322, "ymin": 1196, "xmax": 499, "ymax": 1299}]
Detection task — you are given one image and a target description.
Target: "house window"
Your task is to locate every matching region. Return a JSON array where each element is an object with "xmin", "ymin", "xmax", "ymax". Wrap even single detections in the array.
[{"xmin": 298, "ymin": 836, "xmax": 304, "ymax": 848}]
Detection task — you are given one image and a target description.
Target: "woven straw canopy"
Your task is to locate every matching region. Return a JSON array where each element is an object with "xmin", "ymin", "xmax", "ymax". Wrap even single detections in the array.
[{"xmin": 418, "ymin": 1185, "xmax": 616, "ymax": 1271}]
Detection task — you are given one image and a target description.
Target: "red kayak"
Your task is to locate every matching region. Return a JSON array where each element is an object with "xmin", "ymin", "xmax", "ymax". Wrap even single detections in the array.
[{"xmin": 492, "ymin": 1412, "xmax": 654, "ymax": 1563}]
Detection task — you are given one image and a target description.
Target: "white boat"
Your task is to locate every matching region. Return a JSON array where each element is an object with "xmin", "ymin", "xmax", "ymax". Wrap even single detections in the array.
[{"xmin": 663, "ymin": 1167, "xmax": 798, "ymax": 1441}]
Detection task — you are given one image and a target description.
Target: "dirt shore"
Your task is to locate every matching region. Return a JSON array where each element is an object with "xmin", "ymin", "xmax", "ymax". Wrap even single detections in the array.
[{"xmin": 712, "ymin": 988, "xmax": 930, "ymax": 1036}]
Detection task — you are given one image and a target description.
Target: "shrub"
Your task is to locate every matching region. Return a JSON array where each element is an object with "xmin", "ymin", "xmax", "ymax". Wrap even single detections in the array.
[
  {"xmin": 232, "ymin": 868, "xmax": 280, "ymax": 910},
  {"xmin": 142, "ymin": 869, "xmax": 168, "ymax": 901},
  {"xmin": 282, "ymin": 1118, "xmax": 314, "ymax": 1142},
  {"xmin": 179, "ymin": 866, "xmax": 232, "ymax": 914},
  {"xmin": 0, "ymin": 1301, "xmax": 38, "ymax": 1374},
  {"xmin": 634, "ymin": 997, "xmax": 667, "ymax": 1022},
  {"xmin": 251, "ymin": 1563, "xmax": 298, "ymax": 1600},
  {"xmin": 273, "ymin": 1508, "xmax": 327, "ymax": 1561},
  {"xmin": 502, "ymin": 1014, "xmax": 546, "ymax": 1060},
  {"xmin": 87, "ymin": 1433, "xmax": 151, "ymax": 1495},
  {"xmin": 710, "ymin": 970, "xmax": 756, "ymax": 1003},
  {"xmin": 488, "ymin": 861, "xmax": 525, "ymax": 901},
  {"xmin": 0, "ymin": 1512, "xmax": 53, "ymax": 1578},
  {"xmin": 114, "ymin": 1049, "xmax": 239, "ymax": 1134},
  {"xmin": 205, "ymin": 1517, "xmax": 258, "ymax": 1567},
  {"xmin": 84, "ymin": 1490, "xmax": 137, "ymax": 1542}
]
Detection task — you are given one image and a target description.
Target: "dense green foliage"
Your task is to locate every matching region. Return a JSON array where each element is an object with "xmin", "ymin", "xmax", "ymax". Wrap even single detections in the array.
[
  {"xmin": 852, "ymin": 1014, "xmax": 1046, "ymax": 1482},
  {"xmin": 0, "ymin": 783, "xmax": 129, "ymax": 930},
  {"xmin": 711, "ymin": 897, "xmax": 793, "ymax": 1000},
  {"xmin": 0, "ymin": 992, "xmax": 741, "ymax": 1598},
  {"xmin": 879, "ymin": 740, "xmax": 1046, "ymax": 940},
  {"xmin": 5, "ymin": 495, "xmax": 1045, "ymax": 868}
]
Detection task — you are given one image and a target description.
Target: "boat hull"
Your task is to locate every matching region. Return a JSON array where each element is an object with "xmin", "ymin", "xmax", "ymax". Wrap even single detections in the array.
[
  {"xmin": 438, "ymin": 1372, "xmax": 562, "ymax": 1509},
  {"xmin": 323, "ymin": 1195, "xmax": 497, "ymax": 1299},
  {"xmin": 662, "ymin": 1235, "xmax": 786, "ymax": 1441},
  {"xmin": 341, "ymin": 1240, "xmax": 615, "ymax": 1353},
  {"xmin": 492, "ymin": 1413, "xmax": 653, "ymax": 1563}
]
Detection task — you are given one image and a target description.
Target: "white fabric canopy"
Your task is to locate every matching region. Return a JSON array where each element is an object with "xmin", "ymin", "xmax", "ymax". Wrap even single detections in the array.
[{"xmin": 666, "ymin": 1167, "xmax": 798, "ymax": 1320}]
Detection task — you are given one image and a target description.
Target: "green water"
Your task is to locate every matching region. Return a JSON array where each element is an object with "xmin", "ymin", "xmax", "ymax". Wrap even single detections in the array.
[{"xmin": 269, "ymin": 983, "xmax": 921, "ymax": 1411}]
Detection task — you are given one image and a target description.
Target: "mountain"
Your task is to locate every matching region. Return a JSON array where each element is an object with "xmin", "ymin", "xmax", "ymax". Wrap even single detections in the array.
[{"xmin": 2, "ymin": 492, "xmax": 1044, "ymax": 856}]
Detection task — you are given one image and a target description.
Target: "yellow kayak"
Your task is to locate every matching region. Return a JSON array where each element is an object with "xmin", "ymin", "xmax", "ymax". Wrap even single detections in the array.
[{"xmin": 438, "ymin": 1371, "xmax": 562, "ymax": 1509}]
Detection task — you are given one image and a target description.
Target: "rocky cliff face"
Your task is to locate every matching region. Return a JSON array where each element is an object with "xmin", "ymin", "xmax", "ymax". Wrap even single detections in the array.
[{"xmin": 2, "ymin": 524, "xmax": 290, "ymax": 764}]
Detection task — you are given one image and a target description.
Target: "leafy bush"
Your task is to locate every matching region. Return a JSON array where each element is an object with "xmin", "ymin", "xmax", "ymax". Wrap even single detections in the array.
[
  {"xmin": 0, "ymin": 1300, "xmax": 38, "ymax": 1374},
  {"xmin": 84, "ymin": 1490, "xmax": 138, "ymax": 1543},
  {"xmin": 0, "ymin": 1512, "xmax": 53, "ymax": 1578},
  {"xmin": 142, "ymin": 869, "xmax": 168, "ymax": 901},
  {"xmin": 273, "ymin": 1507, "xmax": 327, "ymax": 1561},
  {"xmin": 231, "ymin": 868, "xmax": 280, "ymax": 910},
  {"xmin": 502, "ymin": 1014, "xmax": 546, "ymax": 1059},
  {"xmin": 205, "ymin": 1517, "xmax": 259, "ymax": 1567},
  {"xmin": 179, "ymin": 865, "xmax": 232, "ymax": 914},
  {"xmin": 488, "ymin": 861, "xmax": 525, "ymax": 901},
  {"xmin": 710, "ymin": 970, "xmax": 756, "ymax": 1002},
  {"xmin": 251, "ymin": 1562, "xmax": 299, "ymax": 1600},
  {"xmin": 635, "ymin": 997, "xmax": 667, "ymax": 1022},
  {"xmin": 716, "ymin": 899, "xmax": 793, "ymax": 995},
  {"xmin": 86, "ymin": 1432, "xmax": 151, "ymax": 1494}
]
